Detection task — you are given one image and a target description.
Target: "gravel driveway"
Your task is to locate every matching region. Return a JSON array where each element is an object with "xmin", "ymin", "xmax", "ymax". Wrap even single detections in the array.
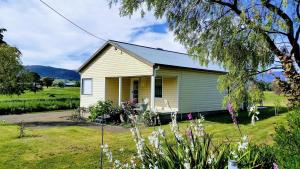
[{"xmin": 0, "ymin": 110, "xmax": 129, "ymax": 132}]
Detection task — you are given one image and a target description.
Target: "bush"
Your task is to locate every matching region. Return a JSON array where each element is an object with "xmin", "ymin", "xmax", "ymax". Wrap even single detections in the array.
[
  {"xmin": 89, "ymin": 100, "xmax": 114, "ymax": 120},
  {"xmin": 142, "ymin": 110, "xmax": 159, "ymax": 126},
  {"xmin": 273, "ymin": 109, "xmax": 300, "ymax": 168},
  {"xmin": 101, "ymin": 112, "xmax": 276, "ymax": 168}
]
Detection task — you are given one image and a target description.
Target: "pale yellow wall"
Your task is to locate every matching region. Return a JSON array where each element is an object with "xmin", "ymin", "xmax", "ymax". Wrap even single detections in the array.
[
  {"xmin": 103, "ymin": 76, "xmax": 179, "ymax": 111},
  {"xmin": 105, "ymin": 77, "xmax": 131, "ymax": 105},
  {"xmin": 105, "ymin": 78, "xmax": 118, "ymax": 104},
  {"xmin": 80, "ymin": 45, "xmax": 153, "ymax": 107},
  {"xmin": 139, "ymin": 77, "xmax": 151, "ymax": 103},
  {"xmin": 155, "ymin": 77, "xmax": 178, "ymax": 111},
  {"xmin": 157, "ymin": 67, "xmax": 225, "ymax": 113}
]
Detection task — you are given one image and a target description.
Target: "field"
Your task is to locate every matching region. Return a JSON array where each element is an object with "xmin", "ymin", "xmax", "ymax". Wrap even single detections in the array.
[
  {"xmin": 263, "ymin": 91, "xmax": 287, "ymax": 106},
  {"xmin": 0, "ymin": 87, "xmax": 80, "ymax": 115},
  {"xmin": 0, "ymin": 92, "xmax": 291, "ymax": 169}
]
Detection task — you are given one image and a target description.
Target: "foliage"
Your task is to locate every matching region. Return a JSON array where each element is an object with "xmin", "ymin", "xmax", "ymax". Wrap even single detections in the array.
[
  {"xmin": 0, "ymin": 87, "xmax": 79, "ymax": 114},
  {"xmin": 74, "ymin": 80, "xmax": 80, "ymax": 87},
  {"xmin": 110, "ymin": 0, "xmax": 300, "ymax": 107},
  {"xmin": 42, "ymin": 77, "xmax": 54, "ymax": 88},
  {"xmin": 27, "ymin": 72, "xmax": 43, "ymax": 93},
  {"xmin": 57, "ymin": 81, "xmax": 65, "ymax": 88},
  {"xmin": 142, "ymin": 110, "xmax": 159, "ymax": 126},
  {"xmin": 0, "ymin": 28, "xmax": 6, "ymax": 44},
  {"xmin": 89, "ymin": 100, "xmax": 114, "ymax": 120},
  {"xmin": 273, "ymin": 97, "xmax": 282, "ymax": 116},
  {"xmin": 0, "ymin": 29, "xmax": 28, "ymax": 95},
  {"xmin": 256, "ymin": 81, "xmax": 272, "ymax": 91},
  {"xmin": 101, "ymin": 112, "xmax": 276, "ymax": 168},
  {"xmin": 0, "ymin": 97, "xmax": 79, "ymax": 115},
  {"xmin": 0, "ymin": 105, "xmax": 290, "ymax": 168},
  {"xmin": 273, "ymin": 109, "xmax": 300, "ymax": 168}
]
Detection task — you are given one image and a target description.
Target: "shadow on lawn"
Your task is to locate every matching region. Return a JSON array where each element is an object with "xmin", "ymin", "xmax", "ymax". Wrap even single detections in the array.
[
  {"xmin": 18, "ymin": 121, "xmax": 96, "ymax": 127},
  {"xmin": 205, "ymin": 107, "xmax": 289, "ymax": 125}
]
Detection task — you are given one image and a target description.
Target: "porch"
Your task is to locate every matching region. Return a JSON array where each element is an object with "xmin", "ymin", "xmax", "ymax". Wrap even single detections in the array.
[{"xmin": 105, "ymin": 75, "xmax": 178, "ymax": 113}]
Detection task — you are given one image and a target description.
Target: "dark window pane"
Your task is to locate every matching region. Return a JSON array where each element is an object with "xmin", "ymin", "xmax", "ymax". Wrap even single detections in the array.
[{"xmin": 155, "ymin": 77, "xmax": 162, "ymax": 98}]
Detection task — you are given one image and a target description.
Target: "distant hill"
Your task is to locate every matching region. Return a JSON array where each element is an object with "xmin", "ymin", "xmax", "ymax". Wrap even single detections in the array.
[
  {"xmin": 257, "ymin": 71, "xmax": 285, "ymax": 83},
  {"xmin": 25, "ymin": 65, "xmax": 80, "ymax": 80}
]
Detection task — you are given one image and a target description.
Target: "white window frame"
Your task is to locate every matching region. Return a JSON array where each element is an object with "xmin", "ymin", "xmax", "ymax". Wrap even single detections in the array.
[
  {"xmin": 155, "ymin": 77, "xmax": 163, "ymax": 98},
  {"xmin": 81, "ymin": 78, "xmax": 93, "ymax": 95}
]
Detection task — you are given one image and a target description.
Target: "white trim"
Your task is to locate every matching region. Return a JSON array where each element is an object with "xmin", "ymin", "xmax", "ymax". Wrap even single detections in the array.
[
  {"xmin": 176, "ymin": 75, "xmax": 180, "ymax": 112},
  {"xmin": 81, "ymin": 78, "xmax": 93, "ymax": 95},
  {"xmin": 118, "ymin": 77, "xmax": 122, "ymax": 106},
  {"xmin": 150, "ymin": 75, "xmax": 155, "ymax": 111}
]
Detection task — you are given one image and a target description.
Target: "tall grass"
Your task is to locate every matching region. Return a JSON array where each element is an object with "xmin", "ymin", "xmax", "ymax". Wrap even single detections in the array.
[{"xmin": 0, "ymin": 87, "xmax": 80, "ymax": 114}]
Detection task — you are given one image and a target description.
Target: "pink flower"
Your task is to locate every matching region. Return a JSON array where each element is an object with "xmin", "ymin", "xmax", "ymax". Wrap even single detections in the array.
[
  {"xmin": 187, "ymin": 113, "xmax": 193, "ymax": 120},
  {"xmin": 273, "ymin": 162, "xmax": 279, "ymax": 169}
]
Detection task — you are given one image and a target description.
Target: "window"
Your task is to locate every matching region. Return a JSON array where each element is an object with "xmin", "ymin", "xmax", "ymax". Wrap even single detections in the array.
[
  {"xmin": 82, "ymin": 78, "xmax": 92, "ymax": 95},
  {"xmin": 155, "ymin": 77, "xmax": 162, "ymax": 98}
]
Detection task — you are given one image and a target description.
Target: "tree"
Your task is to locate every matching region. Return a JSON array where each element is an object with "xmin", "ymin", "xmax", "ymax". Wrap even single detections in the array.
[
  {"xmin": 28, "ymin": 72, "xmax": 42, "ymax": 93},
  {"xmin": 42, "ymin": 77, "xmax": 54, "ymax": 88},
  {"xmin": 0, "ymin": 29, "xmax": 27, "ymax": 95},
  {"xmin": 74, "ymin": 80, "xmax": 80, "ymax": 87},
  {"xmin": 110, "ymin": 0, "xmax": 300, "ymax": 108},
  {"xmin": 57, "ymin": 81, "xmax": 65, "ymax": 88}
]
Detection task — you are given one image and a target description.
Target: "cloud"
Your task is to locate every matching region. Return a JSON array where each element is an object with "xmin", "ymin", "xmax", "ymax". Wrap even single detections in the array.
[{"xmin": 0, "ymin": 0, "xmax": 185, "ymax": 69}]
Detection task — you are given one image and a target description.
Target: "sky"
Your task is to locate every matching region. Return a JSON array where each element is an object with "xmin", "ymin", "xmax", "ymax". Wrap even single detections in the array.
[{"xmin": 0, "ymin": 0, "xmax": 186, "ymax": 70}]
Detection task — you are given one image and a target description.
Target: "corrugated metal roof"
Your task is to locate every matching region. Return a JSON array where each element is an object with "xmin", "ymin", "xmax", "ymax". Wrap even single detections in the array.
[
  {"xmin": 110, "ymin": 40, "xmax": 225, "ymax": 72},
  {"xmin": 78, "ymin": 40, "xmax": 226, "ymax": 73}
]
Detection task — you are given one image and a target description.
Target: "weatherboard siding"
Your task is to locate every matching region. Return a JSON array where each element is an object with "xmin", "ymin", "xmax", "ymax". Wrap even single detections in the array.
[
  {"xmin": 157, "ymin": 67, "xmax": 225, "ymax": 113},
  {"xmin": 80, "ymin": 45, "xmax": 153, "ymax": 108}
]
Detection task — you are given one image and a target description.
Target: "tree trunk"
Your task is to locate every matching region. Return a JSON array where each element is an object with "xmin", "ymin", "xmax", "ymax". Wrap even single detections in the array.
[{"xmin": 275, "ymin": 55, "xmax": 300, "ymax": 107}]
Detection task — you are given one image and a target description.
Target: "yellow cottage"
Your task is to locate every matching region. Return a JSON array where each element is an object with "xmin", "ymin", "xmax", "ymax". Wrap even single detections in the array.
[{"xmin": 78, "ymin": 40, "xmax": 226, "ymax": 115}]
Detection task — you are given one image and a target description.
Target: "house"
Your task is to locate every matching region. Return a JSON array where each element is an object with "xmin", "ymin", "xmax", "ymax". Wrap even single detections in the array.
[{"xmin": 78, "ymin": 40, "xmax": 226, "ymax": 114}]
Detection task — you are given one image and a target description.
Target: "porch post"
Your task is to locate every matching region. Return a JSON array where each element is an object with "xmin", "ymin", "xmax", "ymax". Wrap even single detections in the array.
[
  {"xmin": 150, "ymin": 75, "xmax": 155, "ymax": 111},
  {"xmin": 118, "ymin": 77, "xmax": 122, "ymax": 106}
]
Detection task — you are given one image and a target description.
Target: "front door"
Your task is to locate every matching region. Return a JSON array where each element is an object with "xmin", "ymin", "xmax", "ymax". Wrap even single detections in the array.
[{"xmin": 132, "ymin": 80, "xmax": 139, "ymax": 103}]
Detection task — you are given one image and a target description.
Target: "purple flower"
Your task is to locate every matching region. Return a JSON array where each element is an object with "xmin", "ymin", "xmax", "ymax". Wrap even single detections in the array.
[
  {"xmin": 186, "ymin": 127, "xmax": 193, "ymax": 141},
  {"xmin": 273, "ymin": 162, "xmax": 279, "ymax": 169},
  {"xmin": 227, "ymin": 103, "xmax": 238, "ymax": 125},
  {"xmin": 187, "ymin": 113, "xmax": 193, "ymax": 120}
]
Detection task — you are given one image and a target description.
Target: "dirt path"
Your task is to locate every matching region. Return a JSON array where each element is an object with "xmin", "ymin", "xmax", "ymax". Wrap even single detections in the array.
[{"xmin": 0, "ymin": 110, "xmax": 129, "ymax": 132}]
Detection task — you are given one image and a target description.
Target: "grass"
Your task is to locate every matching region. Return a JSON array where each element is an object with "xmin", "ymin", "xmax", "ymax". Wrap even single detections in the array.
[
  {"xmin": 0, "ymin": 110, "xmax": 290, "ymax": 168},
  {"xmin": 0, "ymin": 87, "xmax": 80, "ymax": 115},
  {"xmin": 0, "ymin": 92, "xmax": 292, "ymax": 168},
  {"xmin": 263, "ymin": 91, "xmax": 287, "ymax": 106}
]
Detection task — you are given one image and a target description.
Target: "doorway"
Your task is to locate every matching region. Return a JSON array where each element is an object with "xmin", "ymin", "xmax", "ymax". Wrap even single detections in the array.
[{"xmin": 131, "ymin": 78, "xmax": 139, "ymax": 103}]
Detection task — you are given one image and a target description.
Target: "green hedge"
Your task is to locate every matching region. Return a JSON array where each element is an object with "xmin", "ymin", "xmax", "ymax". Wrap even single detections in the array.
[{"xmin": 0, "ymin": 98, "xmax": 79, "ymax": 115}]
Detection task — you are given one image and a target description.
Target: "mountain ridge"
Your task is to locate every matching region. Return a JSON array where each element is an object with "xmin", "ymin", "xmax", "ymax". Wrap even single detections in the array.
[{"xmin": 25, "ymin": 65, "xmax": 80, "ymax": 80}]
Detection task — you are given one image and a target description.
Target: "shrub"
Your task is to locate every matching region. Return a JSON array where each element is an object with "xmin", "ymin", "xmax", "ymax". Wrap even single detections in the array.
[
  {"xmin": 109, "ymin": 106, "xmax": 123, "ymax": 124},
  {"xmin": 273, "ymin": 109, "xmax": 300, "ymax": 168},
  {"xmin": 89, "ymin": 100, "xmax": 114, "ymax": 120},
  {"xmin": 142, "ymin": 110, "xmax": 159, "ymax": 126},
  {"xmin": 100, "ymin": 112, "xmax": 276, "ymax": 168}
]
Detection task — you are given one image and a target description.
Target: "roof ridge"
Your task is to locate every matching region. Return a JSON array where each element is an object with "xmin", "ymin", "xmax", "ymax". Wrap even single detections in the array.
[{"xmin": 108, "ymin": 39, "xmax": 188, "ymax": 56}]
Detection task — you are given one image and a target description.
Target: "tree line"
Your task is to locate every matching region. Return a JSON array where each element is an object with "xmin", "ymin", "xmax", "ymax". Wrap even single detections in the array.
[{"xmin": 0, "ymin": 29, "xmax": 79, "ymax": 95}]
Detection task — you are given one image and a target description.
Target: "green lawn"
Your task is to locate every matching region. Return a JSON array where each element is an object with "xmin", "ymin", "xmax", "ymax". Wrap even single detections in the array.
[
  {"xmin": 0, "ymin": 91, "xmax": 291, "ymax": 168},
  {"xmin": 263, "ymin": 91, "xmax": 287, "ymax": 106},
  {"xmin": 0, "ymin": 87, "xmax": 80, "ymax": 115},
  {"xmin": 0, "ymin": 110, "xmax": 290, "ymax": 168}
]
